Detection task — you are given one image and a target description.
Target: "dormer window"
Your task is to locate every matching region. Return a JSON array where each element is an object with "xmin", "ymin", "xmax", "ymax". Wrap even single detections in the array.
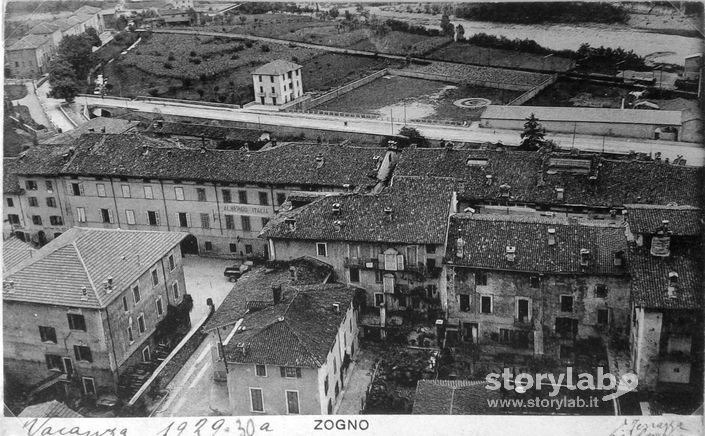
[
  {"xmin": 556, "ymin": 188, "xmax": 564, "ymax": 201},
  {"xmin": 285, "ymin": 218, "xmax": 296, "ymax": 232},
  {"xmin": 548, "ymin": 228, "xmax": 556, "ymax": 246},
  {"xmin": 668, "ymin": 271, "xmax": 679, "ymax": 284},
  {"xmin": 505, "ymin": 246, "xmax": 516, "ymax": 263},
  {"xmin": 456, "ymin": 237, "xmax": 465, "ymax": 258},
  {"xmin": 613, "ymin": 250, "xmax": 624, "ymax": 266},
  {"xmin": 580, "ymin": 249, "xmax": 590, "ymax": 267}
]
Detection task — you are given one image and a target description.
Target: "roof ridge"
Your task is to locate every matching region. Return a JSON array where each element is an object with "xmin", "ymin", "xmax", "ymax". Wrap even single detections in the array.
[
  {"xmin": 282, "ymin": 290, "xmax": 323, "ymax": 366},
  {"xmin": 71, "ymin": 239, "xmax": 99, "ymax": 300}
]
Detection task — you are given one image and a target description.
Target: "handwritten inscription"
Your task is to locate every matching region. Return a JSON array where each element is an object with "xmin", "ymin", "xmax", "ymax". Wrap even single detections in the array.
[
  {"xmin": 24, "ymin": 418, "xmax": 128, "ymax": 436},
  {"xmin": 156, "ymin": 418, "xmax": 272, "ymax": 436},
  {"xmin": 610, "ymin": 418, "xmax": 690, "ymax": 436}
]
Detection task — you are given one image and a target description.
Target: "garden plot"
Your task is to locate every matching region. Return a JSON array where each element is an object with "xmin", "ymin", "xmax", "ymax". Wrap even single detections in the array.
[{"xmin": 428, "ymin": 43, "xmax": 575, "ymax": 72}]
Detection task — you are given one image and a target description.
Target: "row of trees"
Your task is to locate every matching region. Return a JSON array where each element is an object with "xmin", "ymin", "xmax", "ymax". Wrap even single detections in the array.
[
  {"xmin": 454, "ymin": 2, "xmax": 629, "ymax": 24},
  {"xmin": 48, "ymin": 29, "xmax": 102, "ymax": 102}
]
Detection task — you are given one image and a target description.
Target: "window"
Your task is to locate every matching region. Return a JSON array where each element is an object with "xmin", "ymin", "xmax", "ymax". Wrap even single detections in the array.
[
  {"xmin": 122, "ymin": 295, "xmax": 129, "ymax": 312},
  {"xmin": 121, "ymin": 185, "xmax": 131, "ymax": 198},
  {"xmin": 46, "ymin": 181, "xmax": 53, "ymax": 191},
  {"xmin": 25, "ymin": 180, "xmax": 38, "ymax": 190},
  {"xmin": 126, "ymin": 209, "xmax": 136, "ymax": 225},
  {"xmin": 172, "ymin": 282, "xmax": 180, "ymax": 300},
  {"xmin": 258, "ymin": 192, "xmax": 269, "ymax": 205},
  {"xmin": 286, "ymin": 391, "xmax": 300, "ymax": 414},
  {"xmin": 349, "ymin": 268, "xmax": 360, "ymax": 283},
  {"xmin": 76, "ymin": 207, "xmax": 86, "ymax": 223},
  {"xmin": 238, "ymin": 190, "xmax": 248, "ymax": 204},
  {"xmin": 375, "ymin": 270, "xmax": 383, "ymax": 283},
  {"xmin": 250, "ymin": 388, "xmax": 264, "ymax": 412},
  {"xmin": 205, "ymin": 241, "xmax": 213, "ymax": 251},
  {"xmin": 476, "ymin": 271, "xmax": 487, "ymax": 286},
  {"xmin": 147, "ymin": 210, "xmax": 160, "ymax": 226},
  {"xmin": 152, "ymin": 270, "xmax": 159, "ymax": 286},
  {"xmin": 144, "ymin": 186, "xmax": 153, "ymax": 199},
  {"xmin": 595, "ymin": 284, "xmax": 608, "ymax": 298},
  {"xmin": 71, "ymin": 183, "xmax": 83, "ymax": 196},
  {"xmin": 137, "ymin": 313, "xmax": 146, "ymax": 334},
  {"xmin": 195, "ymin": 188, "xmax": 206, "ymax": 202},
  {"xmin": 225, "ymin": 215, "xmax": 235, "ymax": 230},
  {"xmin": 241, "ymin": 216, "xmax": 251, "ymax": 232},
  {"xmin": 100, "ymin": 208, "xmax": 114, "ymax": 223},
  {"xmin": 8, "ymin": 214, "xmax": 20, "ymax": 225},
  {"xmin": 127, "ymin": 326, "xmax": 134, "ymax": 342},
  {"xmin": 39, "ymin": 326, "xmax": 57, "ymax": 343},
  {"xmin": 178, "ymin": 212, "xmax": 189, "ymax": 228},
  {"xmin": 142, "ymin": 346, "xmax": 151, "ymax": 361},
  {"xmin": 426, "ymin": 244, "xmax": 436, "ymax": 254},
  {"xmin": 480, "ymin": 295, "xmax": 493, "ymax": 314},
  {"xmin": 46, "ymin": 354, "xmax": 63, "ymax": 371},
  {"xmin": 597, "ymin": 308, "xmax": 609, "ymax": 325},
  {"xmin": 245, "ymin": 244, "xmax": 253, "ymax": 254},
  {"xmin": 271, "ymin": 87, "xmax": 275, "ymax": 93},
  {"xmin": 133, "ymin": 285, "xmax": 141, "ymax": 303},
  {"xmin": 229, "ymin": 243, "xmax": 237, "ymax": 253},
  {"xmin": 6, "ymin": 198, "xmax": 14, "ymax": 207},
  {"xmin": 316, "ymin": 243, "xmax": 327, "ymax": 257},
  {"xmin": 67, "ymin": 313, "xmax": 87, "ymax": 331},
  {"xmin": 175, "ymin": 187, "xmax": 185, "ymax": 201},
  {"xmin": 270, "ymin": 76, "xmax": 274, "ymax": 83},
  {"xmin": 460, "ymin": 295, "xmax": 470, "ymax": 312},
  {"xmin": 156, "ymin": 297, "xmax": 164, "ymax": 316},
  {"xmin": 222, "ymin": 189, "xmax": 232, "ymax": 203},
  {"xmin": 280, "ymin": 366, "xmax": 301, "ymax": 378},
  {"xmin": 324, "ymin": 376, "xmax": 329, "ymax": 395},
  {"xmin": 74, "ymin": 345, "xmax": 93, "ymax": 362},
  {"xmin": 28, "ymin": 197, "xmax": 39, "ymax": 207},
  {"xmin": 530, "ymin": 276, "xmax": 540, "ymax": 288},
  {"xmin": 49, "ymin": 216, "xmax": 63, "ymax": 226},
  {"xmin": 200, "ymin": 213, "xmax": 210, "ymax": 229},
  {"xmin": 168, "ymin": 254, "xmax": 175, "ymax": 271},
  {"xmin": 560, "ymin": 295, "xmax": 574, "ymax": 312},
  {"xmin": 258, "ymin": 76, "xmax": 262, "ymax": 82},
  {"xmin": 516, "ymin": 298, "xmax": 530, "ymax": 322},
  {"xmin": 374, "ymin": 293, "xmax": 384, "ymax": 307},
  {"xmin": 276, "ymin": 193, "xmax": 286, "ymax": 206},
  {"xmin": 46, "ymin": 197, "xmax": 56, "ymax": 208},
  {"xmin": 255, "ymin": 364, "xmax": 267, "ymax": 377}
]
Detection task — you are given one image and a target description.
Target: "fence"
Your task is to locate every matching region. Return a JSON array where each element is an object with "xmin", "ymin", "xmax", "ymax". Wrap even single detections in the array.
[
  {"xmin": 293, "ymin": 69, "xmax": 389, "ymax": 111},
  {"xmin": 508, "ymin": 73, "xmax": 558, "ymax": 106},
  {"xmin": 134, "ymin": 95, "xmax": 241, "ymax": 109},
  {"xmin": 288, "ymin": 108, "xmax": 381, "ymax": 120}
]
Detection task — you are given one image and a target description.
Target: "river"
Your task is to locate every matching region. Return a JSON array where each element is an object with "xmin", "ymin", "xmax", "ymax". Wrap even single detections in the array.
[{"xmin": 352, "ymin": 6, "xmax": 703, "ymax": 65}]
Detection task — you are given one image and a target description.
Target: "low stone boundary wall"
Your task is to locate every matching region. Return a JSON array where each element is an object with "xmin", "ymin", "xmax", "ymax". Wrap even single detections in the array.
[
  {"xmin": 293, "ymin": 69, "xmax": 389, "ymax": 111},
  {"xmin": 508, "ymin": 74, "xmax": 558, "ymax": 106}
]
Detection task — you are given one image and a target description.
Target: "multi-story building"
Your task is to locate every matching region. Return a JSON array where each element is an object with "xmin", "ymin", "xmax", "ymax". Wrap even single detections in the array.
[
  {"xmin": 3, "ymin": 228, "xmax": 188, "ymax": 399},
  {"xmin": 442, "ymin": 214, "xmax": 630, "ymax": 357},
  {"xmin": 260, "ymin": 176, "xmax": 457, "ymax": 337},
  {"xmin": 6, "ymin": 34, "xmax": 54, "ymax": 78},
  {"xmin": 627, "ymin": 206, "xmax": 703, "ymax": 391},
  {"xmin": 221, "ymin": 285, "xmax": 356, "ymax": 415},
  {"xmin": 4, "ymin": 158, "xmax": 27, "ymax": 241},
  {"xmin": 252, "ymin": 60, "xmax": 304, "ymax": 106},
  {"xmin": 5, "ymin": 135, "xmax": 396, "ymax": 256}
]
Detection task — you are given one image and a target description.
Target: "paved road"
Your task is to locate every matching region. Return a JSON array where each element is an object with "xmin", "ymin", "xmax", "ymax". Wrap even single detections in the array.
[
  {"xmin": 36, "ymin": 81, "xmax": 78, "ymax": 132},
  {"xmin": 83, "ymin": 95, "xmax": 705, "ymax": 166},
  {"xmin": 11, "ymin": 81, "xmax": 53, "ymax": 129}
]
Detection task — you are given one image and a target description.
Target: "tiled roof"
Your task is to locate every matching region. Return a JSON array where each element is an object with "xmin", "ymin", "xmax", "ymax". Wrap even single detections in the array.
[
  {"xmin": 262, "ymin": 176, "xmax": 456, "ymax": 245},
  {"xmin": 9, "ymin": 34, "xmax": 51, "ymax": 50},
  {"xmin": 630, "ymin": 249, "xmax": 702, "ymax": 309},
  {"xmin": 412, "ymin": 380, "xmax": 612, "ymax": 415},
  {"xmin": 13, "ymin": 144, "xmax": 76, "ymax": 176},
  {"xmin": 446, "ymin": 214, "xmax": 628, "ymax": 275},
  {"xmin": 28, "ymin": 22, "xmax": 61, "ymax": 34},
  {"xmin": 4, "ymin": 228, "xmax": 187, "ymax": 309},
  {"xmin": 19, "ymin": 400, "xmax": 83, "ymax": 418},
  {"xmin": 75, "ymin": 5, "xmax": 102, "ymax": 15},
  {"xmin": 50, "ymin": 134, "xmax": 383, "ymax": 188},
  {"xmin": 3, "ymin": 158, "xmax": 22, "ymax": 194},
  {"xmin": 43, "ymin": 118, "xmax": 139, "ymax": 144},
  {"xmin": 395, "ymin": 148, "xmax": 701, "ymax": 208},
  {"xmin": 146, "ymin": 121, "xmax": 267, "ymax": 142},
  {"xmin": 223, "ymin": 285, "xmax": 355, "ymax": 367},
  {"xmin": 625, "ymin": 205, "xmax": 702, "ymax": 236},
  {"xmin": 481, "ymin": 105, "xmax": 682, "ymax": 126},
  {"xmin": 3, "ymin": 237, "xmax": 38, "ymax": 272},
  {"xmin": 203, "ymin": 257, "xmax": 334, "ymax": 332},
  {"xmin": 253, "ymin": 60, "xmax": 302, "ymax": 75}
]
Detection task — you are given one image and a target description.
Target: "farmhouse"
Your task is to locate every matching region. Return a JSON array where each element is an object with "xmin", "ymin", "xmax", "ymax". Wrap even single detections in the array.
[
  {"xmin": 480, "ymin": 105, "xmax": 683, "ymax": 141},
  {"xmin": 252, "ymin": 60, "xmax": 304, "ymax": 106},
  {"xmin": 6, "ymin": 35, "xmax": 54, "ymax": 78}
]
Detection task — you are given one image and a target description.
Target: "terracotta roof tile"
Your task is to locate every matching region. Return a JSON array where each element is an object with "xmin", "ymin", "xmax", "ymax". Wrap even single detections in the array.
[
  {"xmin": 19, "ymin": 400, "xmax": 83, "ymax": 418},
  {"xmin": 625, "ymin": 205, "xmax": 702, "ymax": 236},
  {"xmin": 629, "ymin": 249, "xmax": 702, "ymax": 309},
  {"xmin": 252, "ymin": 60, "xmax": 302, "ymax": 75},
  {"xmin": 3, "ymin": 237, "xmax": 37, "ymax": 272}
]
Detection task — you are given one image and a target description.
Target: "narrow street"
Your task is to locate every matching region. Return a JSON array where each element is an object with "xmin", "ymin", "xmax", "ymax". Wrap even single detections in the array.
[
  {"xmin": 11, "ymin": 81, "xmax": 53, "ymax": 129},
  {"xmin": 35, "ymin": 80, "xmax": 79, "ymax": 132}
]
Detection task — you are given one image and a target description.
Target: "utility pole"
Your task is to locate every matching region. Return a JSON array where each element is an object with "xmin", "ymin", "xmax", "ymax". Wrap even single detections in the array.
[
  {"xmin": 571, "ymin": 122, "xmax": 577, "ymax": 148},
  {"xmin": 390, "ymin": 108, "xmax": 394, "ymax": 134},
  {"xmin": 403, "ymin": 101, "xmax": 406, "ymax": 125}
]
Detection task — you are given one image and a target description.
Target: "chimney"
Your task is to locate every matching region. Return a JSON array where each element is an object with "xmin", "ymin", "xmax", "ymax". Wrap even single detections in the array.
[
  {"xmin": 556, "ymin": 188, "xmax": 564, "ymax": 201},
  {"xmin": 272, "ymin": 285, "xmax": 282, "ymax": 304},
  {"xmin": 384, "ymin": 206, "xmax": 393, "ymax": 221},
  {"xmin": 650, "ymin": 220, "xmax": 672, "ymax": 257},
  {"xmin": 547, "ymin": 228, "xmax": 556, "ymax": 246},
  {"xmin": 580, "ymin": 248, "xmax": 591, "ymax": 267},
  {"xmin": 81, "ymin": 286, "xmax": 88, "ymax": 300},
  {"xmin": 315, "ymin": 153, "xmax": 324, "ymax": 169},
  {"xmin": 101, "ymin": 127, "xmax": 106, "ymax": 133},
  {"xmin": 505, "ymin": 246, "xmax": 516, "ymax": 263},
  {"xmin": 463, "ymin": 207, "xmax": 476, "ymax": 214},
  {"xmin": 285, "ymin": 217, "xmax": 296, "ymax": 232},
  {"xmin": 332, "ymin": 202, "xmax": 341, "ymax": 215},
  {"xmin": 333, "ymin": 219, "xmax": 342, "ymax": 232},
  {"xmin": 4, "ymin": 280, "xmax": 15, "ymax": 293},
  {"xmin": 343, "ymin": 183, "xmax": 351, "ymax": 192},
  {"xmin": 609, "ymin": 209, "xmax": 617, "ymax": 219},
  {"xmin": 332, "ymin": 302, "xmax": 341, "ymax": 314},
  {"xmin": 614, "ymin": 250, "xmax": 624, "ymax": 266},
  {"xmin": 668, "ymin": 271, "xmax": 679, "ymax": 284},
  {"xmin": 485, "ymin": 174, "xmax": 493, "ymax": 186},
  {"xmin": 456, "ymin": 237, "xmax": 466, "ymax": 258},
  {"xmin": 499, "ymin": 184, "xmax": 511, "ymax": 198}
]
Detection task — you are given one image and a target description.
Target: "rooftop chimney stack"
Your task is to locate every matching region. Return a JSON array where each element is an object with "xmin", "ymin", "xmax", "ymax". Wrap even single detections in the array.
[
  {"xmin": 547, "ymin": 228, "xmax": 556, "ymax": 246},
  {"xmin": 81, "ymin": 286, "xmax": 88, "ymax": 300},
  {"xmin": 668, "ymin": 271, "xmax": 679, "ymax": 284},
  {"xmin": 456, "ymin": 237, "xmax": 466, "ymax": 258},
  {"xmin": 332, "ymin": 202, "xmax": 341, "ymax": 215},
  {"xmin": 333, "ymin": 219, "xmax": 342, "ymax": 232},
  {"xmin": 580, "ymin": 248, "xmax": 591, "ymax": 267},
  {"xmin": 505, "ymin": 246, "xmax": 516, "ymax": 263},
  {"xmin": 332, "ymin": 303, "xmax": 341, "ymax": 314},
  {"xmin": 485, "ymin": 174, "xmax": 493, "ymax": 186},
  {"xmin": 289, "ymin": 266, "xmax": 297, "ymax": 281},
  {"xmin": 384, "ymin": 206, "xmax": 393, "ymax": 221},
  {"xmin": 315, "ymin": 153, "xmax": 324, "ymax": 169},
  {"xmin": 285, "ymin": 217, "xmax": 296, "ymax": 232},
  {"xmin": 556, "ymin": 188, "xmax": 564, "ymax": 201},
  {"xmin": 499, "ymin": 184, "xmax": 511, "ymax": 198},
  {"xmin": 650, "ymin": 220, "xmax": 672, "ymax": 257}
]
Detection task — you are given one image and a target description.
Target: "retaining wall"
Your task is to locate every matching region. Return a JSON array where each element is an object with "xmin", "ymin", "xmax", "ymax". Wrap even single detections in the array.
[
  {"xmin": 508, "ymin": 74, "xmax": 559, "ymax": 106},
  {"xmin": 295, "ymin": 69, "xmax": 389, "ymax": 111},
  {"xmin": 388, "ymin": 69, "xmax": 533, "ymax": 91}
]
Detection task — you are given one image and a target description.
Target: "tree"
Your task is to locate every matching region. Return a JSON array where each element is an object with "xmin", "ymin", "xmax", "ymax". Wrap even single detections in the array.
[
  {"xmin": 48, "ymin": 58, "xmax": 80, "ymax": 102},
  {"xmin": 440, "ymin": 14, "xmax": 454, "ymax": 37},
  {"xmin": 239, "ymin": 15, "xmax": 247, "ymax": 24},
  {"xmin": 455, "ymin": 24, "xmax": 465, "ymax": 41},
  {"xmin": 116, "ymin": 15, "xmax": 128, "ymax": 31},
  {"xmin": 519, "ymin": 113, "xmax": 546, "ymax": 150},
  {"xmin": 398, "ymin": 126, "xmax": 427, "ymax": 147},
  {"xmin": 57, "ymin": 33, "xmax": 95, "ymax": 80},
  {"xmin": 329, "ymin": 7, "xmax": 339, "ymax": 18},
  {"xmin": 85, "ymin": 27, "xmax": 102, "ymax": 47}
]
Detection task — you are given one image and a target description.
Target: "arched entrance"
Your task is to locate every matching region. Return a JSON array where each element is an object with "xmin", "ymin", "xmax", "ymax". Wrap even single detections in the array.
[{"xmin": 181, "ymin": 235, "xmax": 199, "ymax": 255}]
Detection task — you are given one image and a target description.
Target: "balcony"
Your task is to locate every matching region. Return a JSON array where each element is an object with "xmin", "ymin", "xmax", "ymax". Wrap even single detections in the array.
[{"xmin": 344, "ymin": 257, "xmax": 378, "ymax": 270}]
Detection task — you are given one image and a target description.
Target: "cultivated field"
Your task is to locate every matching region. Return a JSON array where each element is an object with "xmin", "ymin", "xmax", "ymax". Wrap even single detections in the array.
[
  {"xmin": 408, "ymin": 61, "xmax": 552, "ymax": 89},
  {"xmin": 428, "ymin": 43, "xmax": 575, "ymax": 72}
]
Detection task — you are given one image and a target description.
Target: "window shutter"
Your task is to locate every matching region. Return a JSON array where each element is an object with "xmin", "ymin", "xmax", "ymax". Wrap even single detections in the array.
[
  {"xmin": 108, "ymin": 209, "xmax": 115, "ymax": 223},
  {"xmin": 175, "ymin": 213, "xmax": 180, "ymax": 226},
  {"xmin": 79, "ymin": 183, "xmax": 85, "ymax": 195},
  {"xmin": 187, "ymin": 213, "xmax": 191, "ymax": 228},
  {"xmin": 396, "ymin": 254, "xmax": 405, "ymax": 271},
  {"xmin": 280, "ymin": 366, "xmax": 286, "ymax": 377},
  {"xmin": 156, "ymin": 211, "xmax": 161, "ymax": 226},
  {"xmin": 296, "ymin": 368, "xmax": 302, "ymax": 378},
  {"xmin": 66, "ymin": 181, "xmax": 73, "ymax": 195},
  {"xmin": 378, "ymin": 254, "xmax": 384, "ymax": 266},
  {"xmin": 146, "ymin": 211, "xmax": 150, "ymax": 224},
  {"xmin": 74, "ymin": 346, "xmax": 79, "ymax": 360}
]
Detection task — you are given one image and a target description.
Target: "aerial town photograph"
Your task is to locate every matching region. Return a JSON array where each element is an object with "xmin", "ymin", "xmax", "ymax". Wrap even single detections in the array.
[{"xmin": 1, "ymin": 0, "xmax": 704, "ymax": 428}]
